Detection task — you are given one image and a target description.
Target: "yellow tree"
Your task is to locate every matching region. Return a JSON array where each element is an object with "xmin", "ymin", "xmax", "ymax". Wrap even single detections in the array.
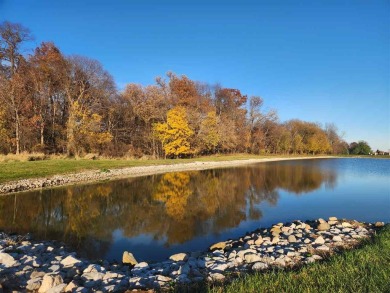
[
  {"xmin": 198, "ymin": 111, "xmax": 220, "ymax": 154},
  {"xmin": 154, "ymin": 106, "xmax": 194, "ymax": 158}
]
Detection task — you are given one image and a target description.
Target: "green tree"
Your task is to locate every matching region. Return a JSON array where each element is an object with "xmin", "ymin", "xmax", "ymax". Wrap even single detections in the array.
[
  {"xmin": 154, "ymin": 106, "xmax": 194, "ymax": 158},
  {"xmin": 349, "ymin": 141, "xmax": 372, "ymax": 155}
]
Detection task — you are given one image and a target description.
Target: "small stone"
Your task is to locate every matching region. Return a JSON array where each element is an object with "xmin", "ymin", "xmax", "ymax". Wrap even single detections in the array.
[
  {"xmin": 271, "ymin": 227, "xmax": 281, "ymax": 236},
  {"xmin": 255, "ymin": 236, "xmax": 263, "ymax": 245},
  {"xmin": 157, "ymin": 275, "xmax": 172, "ymax": 282},
  {"xmin": 333, "ymin": 235, "xmax": 343, "ymax": 242},
  {"xmin": 314, "ymin": 236, "xmax": 325, "ymax": 245},
  {"xmin": 209, "ymin": 272, "xmax": 225, "ymax": 281},
  {"xmin": 169, "ymin": 253, "xmax": 188, "ymax": 262},
  {"xmin": 210, "ymin": 263, "xmax": 228, "ymax": 272},
  {"xmin": 317, "ymin": 222, "xmax": 330, "ymax": 231},
  {"xmin": 288, "ymin": 235, "xmax": 297, "ymax": 243},
  {"xmin": 134, "ymin": 262, "xmax": 149, "ymax": 269},
  {"xmin": 209, "ymin": 242, "xmax": 226, "ymax": 251},
  {"xmin": 26, "ymin": 280, "xmax": 42, "ymax": 291},
  {"xmin": 244, "ymin": 253, "xmax": 262, "ymax": 263},
  {"xmin": 60, "ymin": 255, "xmax": 81, "ymax": 267},
  {"xmin": 272, "ymin": 236, "xmax": 280, "ymax": 244},
  {"xmin": 375, "ymin": 222, "xmax": 385, "ymax": 227},
  {"xmin": 38, "ymin": 274, "xmax": 63, "ymax": 293},
  {"xmin": 274, "ymin": 257, "xmax": 286, "ymax": 267},
  {"xmin": 318, "ymin": 218, "xmax": 326, "ymax": 223},
  {"xmin": 342, "ymin": 222, "xmax": 353, "ymax": 228},
  {"xmin": 252, "ymin": 262, "xmax": 268, "ymax": 270},
  {"xmin": 47, "ymin": 284, "xmax": 67, "ymax": 293},
  {"xmin": 329, "ymin": 216, "xmax": 338, "ymax": 221},
  {"xmin": 316, "ymin": 245, "xmax": 330, "ymax": 252},
  {"xmin": 306, "ymin": 257, "xmax": 315, "ymax": 264},
  {"xmin": 122, "ymin": 251, "xmax": 138, "ymax": 265}
]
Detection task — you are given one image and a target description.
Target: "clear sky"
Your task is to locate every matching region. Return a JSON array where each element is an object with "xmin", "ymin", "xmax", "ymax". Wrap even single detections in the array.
[{"xmin": 1, "ymin": 0, "xmax": 389, "ymax": 150}]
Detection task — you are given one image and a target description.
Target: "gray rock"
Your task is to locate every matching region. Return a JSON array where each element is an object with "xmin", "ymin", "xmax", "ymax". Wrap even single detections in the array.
[
  {"xmin": 244, "ymin": 253, "xmax": 262, "ymax": 263},
  {"xmin": 209, "ymin": 272, "xmax": 225, "ymax": 281},
  {"xmin": 210, "ymin": 263, "xmax": 228, "ymax": 272},
  {"xmin": 252, "ymin": 262, "xmax": 268, "ymax": 270},
  {"xmin": 60, "ymin": 255, "xmax": 81, "ymax": 267},
  {"xmin": 82, "ymin": 271, "xmax": 104, "ymax": 281},
  {"xmin": 38, "ymin": 274, "xmax": 63, "ymax": 293}
]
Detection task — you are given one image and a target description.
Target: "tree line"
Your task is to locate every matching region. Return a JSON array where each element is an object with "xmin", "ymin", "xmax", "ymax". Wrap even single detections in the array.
[{"xmin": 0, "ymin": 21, "xmax": 351, "ymax": 158}]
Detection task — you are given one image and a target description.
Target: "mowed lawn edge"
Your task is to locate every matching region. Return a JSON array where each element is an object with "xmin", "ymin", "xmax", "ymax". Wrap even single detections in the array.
[
  {"xmin": 0, "ymin": 154, "xmax": 331, "ymax": 184},
  {"xmin": 206, "ymin": 225, "xmax": 390, "ymax": 293}
]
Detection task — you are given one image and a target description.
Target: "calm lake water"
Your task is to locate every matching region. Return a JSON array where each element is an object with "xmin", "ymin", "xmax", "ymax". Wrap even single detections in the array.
[{"xmin": 0, "ymin": 158, "xmax": 389, "ymax": 262}]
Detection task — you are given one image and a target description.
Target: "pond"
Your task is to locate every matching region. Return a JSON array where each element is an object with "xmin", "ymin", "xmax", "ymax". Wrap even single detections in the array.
[{"xmin": 0, "ymin": 158, "xmax": 389, "ymax": 262}]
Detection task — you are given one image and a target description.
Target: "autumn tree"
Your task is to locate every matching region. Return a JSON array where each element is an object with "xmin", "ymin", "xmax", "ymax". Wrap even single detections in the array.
[
  {"xmin": 214, "ymin": 87, "xmax": 248, "ymax": 152},
  {"xmin": 198, "ymin": 111, "xmax": 220, "ymax": 154},
  {"xmin": 248, "ymin": 96, "xmax": 278, "ymax": 154},
  {"xmin": 154, "ymin": 106, "xmax": 194, "ymax": 158},
  {"xmin": 28, "ymin": 42, "xmax": 66, "ymax": 151},
  {"xmin": 0, "ymin": 21, "xmax": 32, "ymax": 154},
  {"xmin": 63, "ymin": 56, "xmax": 115, "ymax": 156}
]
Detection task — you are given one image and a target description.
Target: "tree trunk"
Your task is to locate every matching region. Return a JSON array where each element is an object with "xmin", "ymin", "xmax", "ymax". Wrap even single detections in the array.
[
  {"xmin": 66, "ymin": 105, "xmax": 76, "ymax": 156},
  {"xmin": 15, "ymin": 109, "xmax": 20, "ymax": 155},
  {"xmin": 40, "ymin": 118, "xmax": 44, "ymax": 147}
]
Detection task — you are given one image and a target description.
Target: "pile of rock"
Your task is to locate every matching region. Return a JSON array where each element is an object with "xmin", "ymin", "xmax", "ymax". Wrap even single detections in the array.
[{"xmin": 0, "ymin": 218, "xmax": 385, "ymax": 292}]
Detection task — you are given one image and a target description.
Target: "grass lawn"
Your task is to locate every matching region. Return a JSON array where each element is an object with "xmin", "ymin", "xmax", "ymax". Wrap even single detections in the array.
[
  {"xmin": 207, "ymin": 225, "xmax": 390, "ymax": 293},
  {"xmin": 0, "ymin": 154, "xmax": 272, "ymax": 183}
]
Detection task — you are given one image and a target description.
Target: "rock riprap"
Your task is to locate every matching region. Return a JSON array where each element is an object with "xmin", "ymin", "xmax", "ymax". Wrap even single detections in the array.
[{"xmin": 0, "ymin": 217, "xmax": 385, "ymax": 292}]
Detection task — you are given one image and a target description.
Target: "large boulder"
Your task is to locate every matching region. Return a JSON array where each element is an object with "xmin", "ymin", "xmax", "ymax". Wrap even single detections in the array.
[{"xmin": 0, "ymin": 253, "xmax": 16, "ymax": 267}]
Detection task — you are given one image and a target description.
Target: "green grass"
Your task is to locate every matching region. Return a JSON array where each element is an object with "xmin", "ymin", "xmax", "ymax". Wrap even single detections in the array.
[
  {"xmin": 0, "ymin": 154, "xmax": 273, "ymax": 183},
  {"xmin": 207, "ymin": 225, "xmax": 390, "ymax": 293}
]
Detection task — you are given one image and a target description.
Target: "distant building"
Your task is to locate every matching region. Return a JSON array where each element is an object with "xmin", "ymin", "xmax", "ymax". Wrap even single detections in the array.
[{"xmin": 374, "ymin": 150, "xmax": 390, "ymax": 156}]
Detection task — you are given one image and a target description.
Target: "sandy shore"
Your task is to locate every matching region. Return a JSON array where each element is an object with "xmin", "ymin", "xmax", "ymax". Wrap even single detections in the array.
[{"xmin": 0, "ymin": 156, "xmax": 335, "ymax": 195}]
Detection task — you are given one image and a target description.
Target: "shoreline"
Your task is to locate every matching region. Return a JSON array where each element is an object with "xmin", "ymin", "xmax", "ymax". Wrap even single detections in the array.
[
  {"xmin": 0, "ymin": 218, "xmax": 385, "ymax": 292},
  {"xmin": 0, "ymin": 156, "xmax": 335, "ymax": 195}
]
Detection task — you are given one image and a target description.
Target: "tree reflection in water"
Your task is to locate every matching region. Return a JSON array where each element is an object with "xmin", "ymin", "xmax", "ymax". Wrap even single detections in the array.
[{"xmin": 0, "ymin": 161, "xmax": 336, "ymax": 260}]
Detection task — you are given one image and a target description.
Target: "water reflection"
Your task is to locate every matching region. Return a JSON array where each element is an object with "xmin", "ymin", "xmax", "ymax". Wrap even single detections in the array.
[{"xmin": 0, "ymin": 161, "xmax": 337, "ymax": 261}]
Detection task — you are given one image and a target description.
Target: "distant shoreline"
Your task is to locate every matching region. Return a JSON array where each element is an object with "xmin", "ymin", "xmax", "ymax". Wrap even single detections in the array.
[{"xmin": 0, "ymin": 156, "xmax": 336, "ymax": 195}]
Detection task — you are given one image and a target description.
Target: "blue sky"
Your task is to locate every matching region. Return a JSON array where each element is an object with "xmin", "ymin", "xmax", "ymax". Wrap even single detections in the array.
[{"xmin": 1, "ymin": 0, "xmax": 389, "ymax": 150}]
